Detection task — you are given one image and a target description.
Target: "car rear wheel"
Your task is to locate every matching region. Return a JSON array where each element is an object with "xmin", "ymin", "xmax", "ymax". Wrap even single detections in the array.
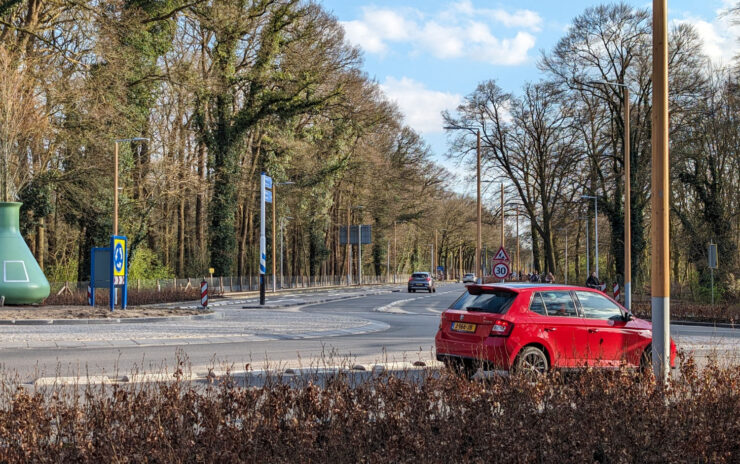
[{"xmin": 514, "ymin": 347, "xmax": 549, "ymax": 380}]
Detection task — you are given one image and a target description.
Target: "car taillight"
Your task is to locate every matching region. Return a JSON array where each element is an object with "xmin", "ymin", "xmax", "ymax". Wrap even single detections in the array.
[
  {"xmin": 408, "ymin": 277, "xmax": 413, "ymax": 282},
  {"xmin": 426, "ymin": 277, "xmax": 431, "ymax": 282},
  {"xmin": 490, "ymin": 320, "xmax": 513, "ymax": 337}
]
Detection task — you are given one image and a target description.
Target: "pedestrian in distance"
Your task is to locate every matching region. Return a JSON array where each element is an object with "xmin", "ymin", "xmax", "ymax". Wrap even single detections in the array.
[
  {"xmin": 530, "ymin": 271, "xmax": 540, "ymax": 283},
  {"xmin": 585, "ymin": 271, "xmax": 601, "ymax": 289},
  {"xmin": 545, "ymin": 272, "xmax": 554, "ymax": 284}
]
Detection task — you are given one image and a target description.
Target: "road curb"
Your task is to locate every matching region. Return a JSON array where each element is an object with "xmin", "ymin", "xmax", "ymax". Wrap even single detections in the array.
[
  {"xmin": 0, "ymin": 311, "xmax": 222, "ymax": 326},
  {"xmin": 240, "ymin": 289, "xmax": 397, "ymax": 309}
]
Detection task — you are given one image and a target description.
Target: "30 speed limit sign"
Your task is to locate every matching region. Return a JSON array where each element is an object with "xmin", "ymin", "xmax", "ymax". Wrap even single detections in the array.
[{"xmin": 493, "ymin": 262, "xmax": 510, "ymax": 279}]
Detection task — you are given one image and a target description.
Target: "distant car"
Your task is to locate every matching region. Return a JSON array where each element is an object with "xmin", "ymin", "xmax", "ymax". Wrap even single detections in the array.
[
  {"xmin": 462, "ymin": 273, "xmax": 476, "ymax": 283},
  {"xmin": 435, "ymin": 283, "xmax": 677, "ymax": 379},
  {"xmin": 408, "ymin": 272, "xmax": 435, "ymax": 293}
]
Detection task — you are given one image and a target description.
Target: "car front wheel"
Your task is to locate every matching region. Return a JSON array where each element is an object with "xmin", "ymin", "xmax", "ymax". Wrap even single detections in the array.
[{"xmin": 514, "ymin": 347, "xmax": 549, "ymax": 380}]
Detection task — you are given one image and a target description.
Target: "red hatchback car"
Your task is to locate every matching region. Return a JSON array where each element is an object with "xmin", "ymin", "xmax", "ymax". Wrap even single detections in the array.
[{"xmin": 435, "ymin": 284, "xmax": 676, "ymax": 378}]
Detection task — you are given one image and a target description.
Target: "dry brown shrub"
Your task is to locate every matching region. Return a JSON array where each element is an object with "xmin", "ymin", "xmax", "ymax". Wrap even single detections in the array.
[
  {"xmin": 632, "ymin": 301, "xmax": 739, "ymax": 324},
  {"xmin": 0, "ymin": 359, "xmax": 738, "ymax": 463},
  {"xmin": 43, "ymin": 287, "xmax": 208, "ymax": 307}
]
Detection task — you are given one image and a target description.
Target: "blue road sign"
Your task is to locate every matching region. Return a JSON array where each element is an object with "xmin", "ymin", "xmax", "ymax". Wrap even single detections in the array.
[
  {"xmin": 265, "ymin": 190, "xmax": 273, "ymax": 203},
  {"xmin": 264, "ymin": 175, "xmax": 273, "ymax": 189},
  {"xmin": 437, "ymin": 266, "xmax": 444, "ymax": 271},
  {"xmin": 114, "ymin": 241, "xmax": 124, "ymax": 274}
]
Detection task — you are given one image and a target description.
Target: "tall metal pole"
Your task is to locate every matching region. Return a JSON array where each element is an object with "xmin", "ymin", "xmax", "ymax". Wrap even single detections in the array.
[
  {"xmin": 347, "ymin": 205, "xmax": 351, "ymax": 286},
  {"xmin": 393, "ymin": 221, "xmax": 397, "ymax": 283},
  {"xmin": 430, "ymin": 244, "xmax": 433, "ymax": 275},
  {"xmin": 280, "ymin": 219, "xmax": 284, "ymax": 289},
  {"xmin": 516, "ymin": 209, "xmax": 520, "ymax": 278},
  {"xmin": 585, "ymin": 216, "xmax": 590, "ymax": 276},
  {"xmin": 434, "ymin": 229, "xmax": 438, "ymax": 276},
  {"xmin": 651, "ymin": 0, "xmax": 671, "ymax": 382},
  {"xmin": 387, "ymin": 241, "xmax": 390, "ymax": 283},
  {"xmin": 357, "ymin": 222, "xmax": 362, "ymax": 285},
  {"xmin": 624, "ymin": 86, "xmax": 632, "ymax": 310},
  {"xmin": 483, "ymin": 245, "xmax": 487, "ymax": 277},
  {"xmin": 272, "ymin": 184, "xmax": 277, "ymax": 292},
  {"xmin": 594, "ymin": 198, "xmax": 599, "ymax": 278},
  {"xmin": 564, "ymin": 229, "xmax": 568, "ymax": 284},
  {"xmin": 500, "ymin": 183, "xmax": 505, "ymax": 248},
  {"xmin": 459, "ymin": 245, "xmax": 462, "ymax": 280},
  {"xmin": 259, "ymin": 174, "xmax": 266, "ymax": 305},
  {"xmin": 114, "ymin": 142, "xmax": 119, "ymax": 236},
  {"xmin": 476, "ymin": 129, "xmax": 481, "ymax": 281}
]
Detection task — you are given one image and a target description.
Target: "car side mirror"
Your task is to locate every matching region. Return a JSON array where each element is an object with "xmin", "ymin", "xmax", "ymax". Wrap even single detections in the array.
[{"xmin": 623, "ymin": 312, "xmax": 634, "ymax": 321}]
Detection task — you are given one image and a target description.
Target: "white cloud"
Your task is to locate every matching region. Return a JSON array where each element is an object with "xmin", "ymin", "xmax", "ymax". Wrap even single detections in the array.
[
  {"xmin": 340, "ymin": 2, "xmax": 542, "ymax": 65},
  {"xmin": 379, "ymin": 77, "xmax": 462, "ymax": 135},
  {"xmin": 673, "ymin": 8, "xmax": 740, "ymax": 65}
]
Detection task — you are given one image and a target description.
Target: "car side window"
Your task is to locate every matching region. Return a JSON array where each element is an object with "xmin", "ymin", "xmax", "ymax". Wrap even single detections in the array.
[
  {"xmin": 575, "ymin": 291, "xmax": 623, "ymax": 320},
  {"xmin": 528, "ymin": 293, "xmax": 547, "ymax": 315},
  {"xmin": 540, "ymin": 291, "xmax": 578, "ymax": 317}
]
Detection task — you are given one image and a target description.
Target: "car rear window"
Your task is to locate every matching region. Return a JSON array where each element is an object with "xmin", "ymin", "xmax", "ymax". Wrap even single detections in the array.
[
  {"xmin": 449, "ymin": 290, "xmax": 516, "ymax": 314},
  {"xmin": 412, "ymin": 273, "xmax": 428, "ymax": 278}
]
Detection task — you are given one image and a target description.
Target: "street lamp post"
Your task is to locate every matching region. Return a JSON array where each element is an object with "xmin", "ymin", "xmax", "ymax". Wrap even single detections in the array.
[
  {"xmin": 579, "ymin": 215, "xmax": 590, "ymax": 276},
  {"xmin": 444, "ymin": 125, "xmax": 482, "ymax": 282},
  {"xmin": 353, "ymin": 205, "xmax": 364, "ymax": 285},
  {"xmin": 280, "ymin": 216, "xmax": 293, "ymax": 289},
  {"xmin": 113, "ymin": 138, "xmax": 149, "ymax": 235},
  {"xmin": 590, "ymin": 80, "xmax": 632, "ymax": 309},
  {"xmin": 582, "ymin": 195, "xmax": 599, "ymax": 278},
  {"xmin": 559, "ymin": 227, "xmax": 569, "ymax": 284},
  {"xmin": 272, "ymin": 181, "xmax": 294, "ymax": 292}
]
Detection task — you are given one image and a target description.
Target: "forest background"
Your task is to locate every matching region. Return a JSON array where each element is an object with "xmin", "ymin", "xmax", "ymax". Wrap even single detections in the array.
[{"xmin": 0, "ymin": 0, "xmax": 737, "ymax": 302}]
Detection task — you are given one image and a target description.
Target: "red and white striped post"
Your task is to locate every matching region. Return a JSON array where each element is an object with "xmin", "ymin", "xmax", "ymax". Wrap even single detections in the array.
[
  {"xmin": 87, "ymin": 285, "xmax": 92, "ymax": 306},
  {"xmin": 200, "ymin": 279, "xmax": 208, "ymax": 308},
  {"xmin": 613, "ymin": 282, "xmax": 620, "ymax": 302}
]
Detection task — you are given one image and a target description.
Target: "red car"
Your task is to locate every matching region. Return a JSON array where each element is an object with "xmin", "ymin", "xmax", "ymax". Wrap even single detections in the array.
[{"xmin": 435, "ymin": 283, "xmax": 676, "ymax": 378}]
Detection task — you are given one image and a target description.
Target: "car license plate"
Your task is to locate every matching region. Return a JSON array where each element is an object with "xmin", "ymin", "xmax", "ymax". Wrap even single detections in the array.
[{"xmin": 451, "ymin": 322, "xmax": 476, "ymax": 333}]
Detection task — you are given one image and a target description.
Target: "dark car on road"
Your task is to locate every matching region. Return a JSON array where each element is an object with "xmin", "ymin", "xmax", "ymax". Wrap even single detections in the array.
[
  {"xmin": 435, "ymin": 283, "xmax": 676, "ymax": 379},
  {"xmin": 408, "ymin": 272, "xmax": 436, "ymax": 293}
]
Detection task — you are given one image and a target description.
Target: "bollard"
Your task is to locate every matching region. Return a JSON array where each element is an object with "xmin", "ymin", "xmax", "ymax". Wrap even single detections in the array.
[
  {"xmin": 200, "ymin": 279, "xmax": 208, "ymax": 308},
  {"xmin": 613, "ymin": 282, "xmax": 620, "ymax": 302},
  {"xmin": 87, "ymin": 285, "xmax": 92, "ymax": 306}
]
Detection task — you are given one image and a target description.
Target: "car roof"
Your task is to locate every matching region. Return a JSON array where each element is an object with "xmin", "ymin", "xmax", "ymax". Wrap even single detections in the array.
[{"xmin": 466, "ymin": 283, "xmax": 600, "ymax": 293}]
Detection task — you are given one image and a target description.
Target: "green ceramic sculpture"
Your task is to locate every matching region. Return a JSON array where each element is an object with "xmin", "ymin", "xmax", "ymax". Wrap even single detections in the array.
[{"xmin": 0, "ymin": 202, "xmax": 50, "ymax": 304}]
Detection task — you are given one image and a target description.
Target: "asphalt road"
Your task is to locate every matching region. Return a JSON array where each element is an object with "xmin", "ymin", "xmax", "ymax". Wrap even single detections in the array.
[{"xmin": 0, "ymin": 283, "xmax": 737, "ymax": 384}]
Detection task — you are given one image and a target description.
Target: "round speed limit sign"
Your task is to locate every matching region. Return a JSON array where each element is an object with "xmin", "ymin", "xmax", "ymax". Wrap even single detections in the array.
[{"xmin": 493, "ymin": 262, "xmax": 510, "ymax": 279}]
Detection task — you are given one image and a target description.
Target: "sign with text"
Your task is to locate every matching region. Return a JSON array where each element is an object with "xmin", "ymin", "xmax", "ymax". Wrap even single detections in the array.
[{"xmin": 493, "ymin": 262, "xmax": 510, "ymax": 279}]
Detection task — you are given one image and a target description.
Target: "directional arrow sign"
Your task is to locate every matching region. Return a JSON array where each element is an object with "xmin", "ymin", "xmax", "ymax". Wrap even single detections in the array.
[
  {"xmin": 493, "ymin": 246, "xmax": 510, "ymax": 262},
  {"xmin": 113, "ymin": 238, "xmax": 126, "ymax": 277}
]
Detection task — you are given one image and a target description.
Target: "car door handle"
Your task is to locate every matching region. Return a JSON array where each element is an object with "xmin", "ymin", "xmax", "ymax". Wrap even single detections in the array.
[
  {"xmin": 544, "ymin": 327, "xmax": 557, "ymax": 332},
  {"xmin": 588, "ymin": 328, "xmax": 599, "ymax": 333}
]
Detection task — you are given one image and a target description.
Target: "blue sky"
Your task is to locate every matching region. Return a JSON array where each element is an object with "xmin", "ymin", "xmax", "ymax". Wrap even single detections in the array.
[{"xmin": 319, "ymin": 0, "xmax": 739, "ymax": 193}]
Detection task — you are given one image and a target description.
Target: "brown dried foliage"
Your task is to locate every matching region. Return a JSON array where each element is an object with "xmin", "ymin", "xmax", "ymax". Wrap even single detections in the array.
[
  {"xmin": 632, "ymin": 301, "xmax": 739, "ymax": 324},
  {"xmin": 0, "ymin": 359, "xmax": 738, "ymax": 463},
  {"xmin": 43, "ymin": 288, "xmax": 212, "ymax": 307}
]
